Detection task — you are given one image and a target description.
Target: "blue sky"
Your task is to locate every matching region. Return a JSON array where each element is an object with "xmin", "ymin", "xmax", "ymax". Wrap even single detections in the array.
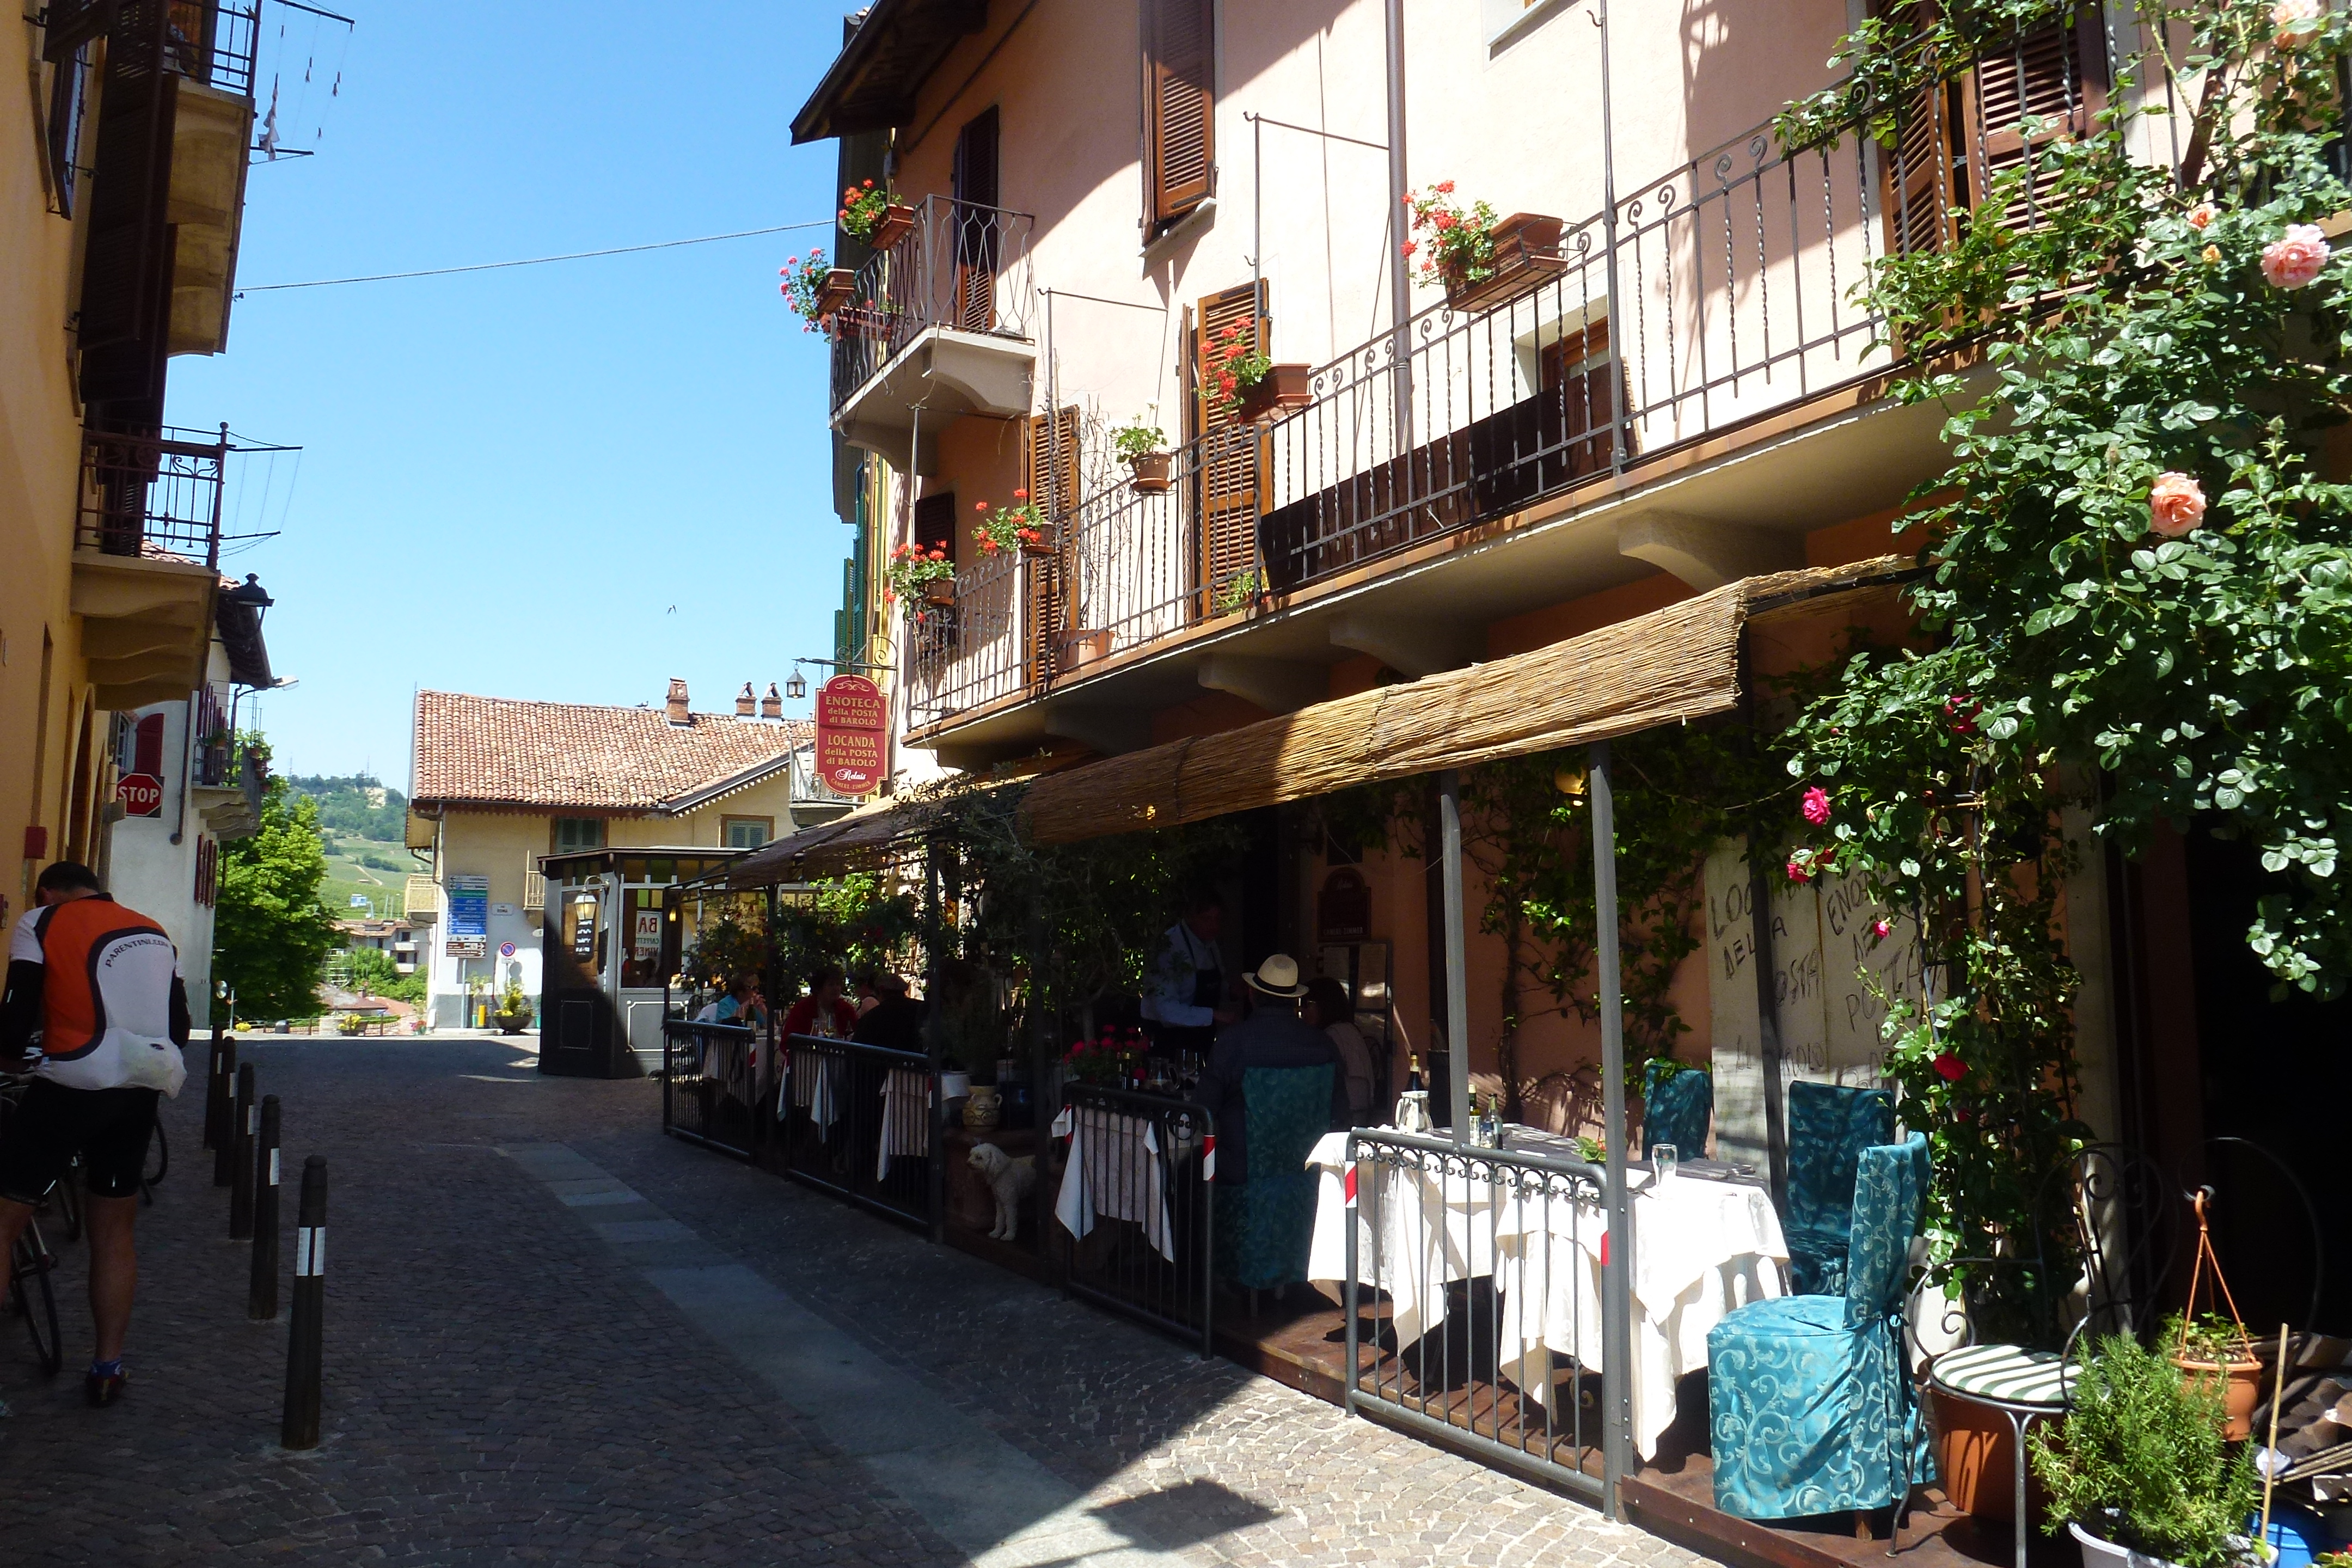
[{"xmin": 167, "ymin": 1, "xmax": 853, "ymax": 786}]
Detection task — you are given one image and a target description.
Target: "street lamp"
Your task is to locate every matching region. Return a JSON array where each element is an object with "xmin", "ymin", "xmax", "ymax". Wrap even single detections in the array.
[{"xmin": 785, "ymin": 666, "xmax": 808, "ymax": 702}]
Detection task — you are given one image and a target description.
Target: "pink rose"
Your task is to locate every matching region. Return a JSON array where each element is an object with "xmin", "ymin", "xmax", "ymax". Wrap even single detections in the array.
[
  {"xmin": 2148, "ymin": 471, "xmax": 2207, "ymax": 538},
  {"xmin": 2186, "ymin": 204, "xmax": 2216, "ymax": 230},
  {"xmin": 2274, "ymin": 0, "xmax": 2322, "ymax": 45},
  {"xmin": 1871, "ymin": 918, "xmax": 1892, "ymax": 940},
  {"xmin": 2261, "ymin": 223, "xmax": 2331, "ymax": 290},
  {"xmin": 1801, "ymin": 786, "xmax": 1832, "ymax": 826},
  {"xmin": 1785, "ymin": 856, "xmax": 1815, "ymax": 885}
]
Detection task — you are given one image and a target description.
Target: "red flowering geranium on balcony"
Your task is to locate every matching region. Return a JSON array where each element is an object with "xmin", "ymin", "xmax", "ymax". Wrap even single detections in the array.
[
  {"xmin": 972, "ymin": 490, "xmax": 1050, "ymax": 555},
  {"xmin": 1194, "ymin": 322, "xmax": 1273, "ymax": 420},
  {"xmin": 777, "ymin": 249, "xmax": 833, "ymax": 331},
  {"xmin": 838, "ymin": 179, "xmax": 892, "ymax": 242},
  {"xmin": 1402, "ymin": 182, "xmax": 1500, "ymax": 291},
  {"xmin": 883, "ymin": 539, "xmax": 955, "ymax": 608}
]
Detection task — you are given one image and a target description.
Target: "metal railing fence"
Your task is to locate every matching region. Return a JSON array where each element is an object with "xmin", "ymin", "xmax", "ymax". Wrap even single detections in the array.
[
  {"xmin": 1343, "ymin": 1127, "xmax": 1624, "ymax": 1505},
  {"xmin": 76, "ymin": 425, "xmax": 230, "ymax": 567},
  {"xmin": 661, "ymin": 1020, "xmax": 761, "ymax": 1160},
  {"xmin": 771, "ymin": 1032, "xmax": 936, "ymax": 1229},
  {"xmin": 830, "ymin": 195, "xmax": 1038, "ymax": 415},
  {"xmin": 1054, "ymin": 1085, "xmax": 1216, "ymax": 1358}
]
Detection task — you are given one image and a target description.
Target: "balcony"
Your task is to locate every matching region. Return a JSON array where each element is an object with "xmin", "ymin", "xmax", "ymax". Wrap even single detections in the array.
[
  {"xmin": 70, "ymin": 425, "xmax": 232, "ymax": 710},
  {"xmin": 829, "ymin": 195, "xmax": 1038, "ymax": 472},
  {"xmin": 902, "ymin": 108, "xmax": 1979, "ymax": 759}
]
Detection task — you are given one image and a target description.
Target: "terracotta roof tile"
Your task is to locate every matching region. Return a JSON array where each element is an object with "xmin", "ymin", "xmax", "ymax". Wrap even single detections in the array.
[{"xmin": 412, "ymin": 690, "xmax": 812, "ymax": 813}]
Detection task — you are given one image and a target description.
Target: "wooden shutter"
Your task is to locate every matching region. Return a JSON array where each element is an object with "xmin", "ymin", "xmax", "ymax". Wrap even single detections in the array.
[
  {"xmin": 912, "ymin": 492, "xmax": 956, "ymax": 555},
  {"xmin": 1190, "ymin": 282, "xmax": 1266, "ymax": 617},
  {"xmin": 1962, "ymin": 12, "xmax": 2107, "ymax": 234},
  {"xmin": 952, "ymin": 108, "xmax": 1001, "ymax": 332},
  {"xmin": 77, "ymin": 1, "xmax": 179, "ymax": 406},
  {"xmin": 1021, "ymin": 406, "xmax": 1081, "ymax": 684},
  {"xmin": 1144, "ymin": 0, "xmax": 1215, "ymax": 229}
]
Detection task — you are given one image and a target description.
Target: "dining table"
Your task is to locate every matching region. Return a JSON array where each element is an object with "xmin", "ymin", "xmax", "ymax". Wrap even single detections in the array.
[{"xmin": 1304, "ymin": 1125, "xmax": 1790, "ymax": 1460}]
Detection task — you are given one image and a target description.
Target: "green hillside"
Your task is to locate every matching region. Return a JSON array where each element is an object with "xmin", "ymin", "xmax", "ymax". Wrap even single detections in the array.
[{"xmin": 286, "ymin": 774, "xmax": 420, "ymax": 919}]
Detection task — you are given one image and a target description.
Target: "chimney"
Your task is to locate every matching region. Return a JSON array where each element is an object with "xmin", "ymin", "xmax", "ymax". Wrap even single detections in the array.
[
  {"xmin": 734, "ymin": 682, "xmax": 756, "ymax": 718},
  {"xmin": 760, "ymin": 682, "xmax": 783, "ymax": 721},
  {"xmin": 665, "ymin": 677, "xmax": 690, "ymax": 725}
]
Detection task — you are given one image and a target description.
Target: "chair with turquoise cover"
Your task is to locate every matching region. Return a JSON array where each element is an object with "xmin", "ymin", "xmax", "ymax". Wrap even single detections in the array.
[
  {"xmin": 1783, "ymin": 1081, "xmax": 1896, "ymax": 1295},
  {"xmin": 1640, "ymin": 1059, "xmax": 1712, "ymax": 1159},
  {"xmin": 1706, "ymin": 1132, "xmax": 1932, "ymax": 1521},
  {"xmin": 1214, "ymin": 1064, "xmax": 1334, "ymax": 1292}
]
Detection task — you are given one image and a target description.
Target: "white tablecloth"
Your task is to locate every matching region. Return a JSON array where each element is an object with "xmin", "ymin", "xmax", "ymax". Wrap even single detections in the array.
[
  {"xmin": 1052, "ymin": 1105, "xmax": 1175, "ymax": 1261},
  {"xmin": 875, "ymin": 1068, "xmax": 929, "ymax": 1180},
  {"xmin": 1305, "ymin": 1129, "xmax": 1787, "ymax": 1459},
  {"xmin": 783, "ymin": 1048, "xmax": 841, "ymax": 1132}
]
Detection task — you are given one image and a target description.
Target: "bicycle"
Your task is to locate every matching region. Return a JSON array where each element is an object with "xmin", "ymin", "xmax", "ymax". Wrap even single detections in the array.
[
  {"xmin": 140, "ymin": 1118, "xmax": 168, "ymax": 1205},
  {"xmin": 8, "ymin": 1214, "xmax": 61, "ymax": 1376}
]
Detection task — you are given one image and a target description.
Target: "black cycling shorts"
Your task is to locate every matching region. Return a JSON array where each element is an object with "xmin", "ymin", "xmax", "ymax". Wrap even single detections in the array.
[{"xmin": 0, "ymin": 1080, "xmax": 160, "ymax": 1202}]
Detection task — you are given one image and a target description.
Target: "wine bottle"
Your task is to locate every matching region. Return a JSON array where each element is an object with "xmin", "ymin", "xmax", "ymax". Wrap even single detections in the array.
[{"xmin": 1406, "ymin": 1054, "xmax": 1423, "ymax": 1092}]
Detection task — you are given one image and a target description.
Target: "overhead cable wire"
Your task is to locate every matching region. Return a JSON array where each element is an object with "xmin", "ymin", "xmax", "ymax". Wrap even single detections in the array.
[{"xmin": 239, "ymin": 219, "xmax": 834, "ymax": 293}]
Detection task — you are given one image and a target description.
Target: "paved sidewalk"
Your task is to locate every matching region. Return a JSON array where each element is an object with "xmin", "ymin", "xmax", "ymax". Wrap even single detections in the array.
[{"xmin": 0, "ymin": 1037, "xmax": 1719, "ymax": 1567}]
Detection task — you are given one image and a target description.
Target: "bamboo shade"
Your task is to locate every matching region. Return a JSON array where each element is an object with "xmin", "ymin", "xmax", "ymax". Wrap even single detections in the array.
[
  {"xmin": 1018, "ymin": 559, "xmax": 1909, "ymax": 846},
  {"xmin": 721, "ymin": 787, "xmax": 981, "ymax": 889}
]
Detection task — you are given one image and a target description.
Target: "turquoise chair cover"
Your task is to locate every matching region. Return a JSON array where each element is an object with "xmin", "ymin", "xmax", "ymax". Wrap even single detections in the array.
[
  {"xmin": 1214, "ymin": 1064, "xmax": 1334, "ymax": 1291},
  {"xmin": 1783, "ymin": 1081, "xmax": 1895, "ymax": 1294},
  {"xmin": 1641, "ymin": 1059, "xmax": 1712, "ymax": 1159},
  {"xmin": 1707, "ymin": 1132, "xmax": 1933, "ymax": 1520}
]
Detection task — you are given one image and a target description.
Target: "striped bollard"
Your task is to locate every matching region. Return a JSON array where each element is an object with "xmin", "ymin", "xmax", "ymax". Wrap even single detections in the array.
[
  {"xmin": 229, "ymin": 1063, "xmax": 256, "ymax": 1238},
  {"xmin": 204, "ymin": 1033, "xmax": 230, "ymax": 1152},
  {"xmin": 211, "ymin": 1037, "xmax": 240, "ymax": 1183},
  {"xmin": 280, "ymin": 1156, "xmax": 327, "ymax": 1450},
  {"xmin": 248, "ymin": 1095, "xmax": 280, "ymax": 1320}
]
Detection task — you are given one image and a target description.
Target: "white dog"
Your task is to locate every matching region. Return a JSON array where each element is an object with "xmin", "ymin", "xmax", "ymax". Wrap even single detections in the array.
[{"xmin": 967, "ymin": 1141, "xmax": 1036, "ymax": 1241}]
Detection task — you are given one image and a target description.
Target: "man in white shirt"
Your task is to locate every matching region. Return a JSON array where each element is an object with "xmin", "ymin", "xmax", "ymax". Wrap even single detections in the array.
[{"xmin": 1140, "ymin": 891, "xmax": 1235, "ymax": 1061}]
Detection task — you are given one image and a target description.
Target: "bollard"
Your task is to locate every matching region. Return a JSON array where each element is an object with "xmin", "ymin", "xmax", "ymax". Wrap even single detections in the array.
[
  {"xmin": 203, "ymin": 1033, "xmax": 228, "ymax": 1152},
  {"xmin": 207, "ymin": 1035, "xmax": 237, "ymax": 1168},
  {"xmin": 281, "ymin": 1156, "xmax": 326, "ymax": 1450},
  {"xmin": 248, "ymin": 1096, "xmax": 280, "ymax": 1320},
  {"xmin": 229, "ymin": 1063, "xmax": 255, "ymax": 1238}
]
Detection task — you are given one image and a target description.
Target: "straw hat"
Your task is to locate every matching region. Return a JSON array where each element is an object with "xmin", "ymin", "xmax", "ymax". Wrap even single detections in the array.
[{"xmin": 1244, "ymin": 953, "xmax": 1307, "ymax": 999}]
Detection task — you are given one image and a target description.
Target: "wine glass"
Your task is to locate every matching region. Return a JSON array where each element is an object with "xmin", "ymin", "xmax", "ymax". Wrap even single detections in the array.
[{"xmin": 1652, "ymin": 1143, "xmax": 1680, "ymax": 1184}]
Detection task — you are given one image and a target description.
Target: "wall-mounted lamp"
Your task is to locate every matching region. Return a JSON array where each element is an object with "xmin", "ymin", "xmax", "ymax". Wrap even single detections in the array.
[{"xmin": 784, "ymin": 666, "xmax": 808, "ymax": 702}]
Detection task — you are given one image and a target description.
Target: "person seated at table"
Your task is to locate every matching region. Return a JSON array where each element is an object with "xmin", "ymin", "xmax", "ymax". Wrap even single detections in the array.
[
  {"xmin": 714, "ymin": 974, "xmax": 767, "ymax": 1028},
  {"xmin": 851, "ymin": 972, "xmax": 923, "ymax": 1053},
  {"xmin": 1301, "ymin": 977, "xmax": 1375, "ymax": 1125},
  {"xmin": 781, "ymin": 964, "xmax": 857, "ymax": 1039},
  {"xmin": 1199, "ymin": 955, "xmax": 1346, "ymax": 1185}
]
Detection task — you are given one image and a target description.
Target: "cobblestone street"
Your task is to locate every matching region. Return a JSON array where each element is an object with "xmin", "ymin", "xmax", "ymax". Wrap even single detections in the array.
[{"xmin": 0, "ymin": 1037, "xmax": 1719, "ymax": 1567}]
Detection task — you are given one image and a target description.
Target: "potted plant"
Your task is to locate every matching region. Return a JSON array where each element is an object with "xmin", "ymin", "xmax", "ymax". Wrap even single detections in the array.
[
  {"xmin": 777, "ymin": 248, "xmax": 842, "ymax": 332},
  {"xmin": 884, "ymin": 541, "xmax": 958, "ymax": 609},
  {"xmin": 1212, "ymin": 567, "xmax": 1262, "ymax": 617},
  {"xmin": 1197, "ymin": 322, "xmax": 1311, "ymax": 423},
  {"xmin": 972, "ymin": 493, "xmax": 1055, "ymax": 559},
  {"xmin": 335, "ymin": 1012, "xmax": 365, "ymax": 1037},
  {"xmin": 492, "ymin": 981, "xmax": 532, "ymax": 1036},
  {"xmin": 2029, "ymin": 1331, "xmax": 2262, "ymax": 1568},
  {"xmin": 839, "ymin": 178, "xmax": 914, "ymax": 250},
  {"xmin": 2173, "ymin": 1314, "xmax": 2267, "ymax": 1443},
  {"xmin": 1062, "ymin": 1030, "xmax": 1140, "ymax": 1088},
  {"xmin": 1059, "ymin": 628, "xmax": 1112, "ymax": 669},
  {"xmin": 1114, "ymin": 416, "xmax": 1172, "ymax": 493},
  {"xmin": 1403, "ymin": 183, "xmax": 1568, "ymax": 315}
]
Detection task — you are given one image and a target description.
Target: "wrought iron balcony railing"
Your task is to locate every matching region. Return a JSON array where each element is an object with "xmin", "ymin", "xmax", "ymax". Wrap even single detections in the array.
[
  {"xmin": 828, "ymin": 195, "xmax": 1039, "ymax": 415},
  {"xmin": 76, "ymin": 424, "xmax": 231, "ymax": 570}
]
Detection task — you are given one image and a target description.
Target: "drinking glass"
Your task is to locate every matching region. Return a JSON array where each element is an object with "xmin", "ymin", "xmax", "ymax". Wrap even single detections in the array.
[{"xmin": 1652, "ymin": 1143, "xmax": 1680, "ymax": 1184}]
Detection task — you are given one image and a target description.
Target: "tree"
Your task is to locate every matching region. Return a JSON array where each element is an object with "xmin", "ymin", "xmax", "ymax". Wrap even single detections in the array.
[
  {"xmin": 214, "ymin": 755, "xmax": 342, "ymax": 1024},
  {"xmin": 342, "ymin": 946, "xmax": 425, "ymax": 1004}
]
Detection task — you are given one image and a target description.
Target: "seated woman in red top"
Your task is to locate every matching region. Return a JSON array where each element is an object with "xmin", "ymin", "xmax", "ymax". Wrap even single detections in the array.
[{"xmin": 780, "ymin": 964, "xmax": 859, "ymax": 1039}]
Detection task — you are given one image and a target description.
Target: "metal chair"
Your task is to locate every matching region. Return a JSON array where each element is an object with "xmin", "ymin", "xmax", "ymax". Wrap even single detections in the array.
[{"xmin": 1922, "ymin": 1143, "xmax": 2182, "ymax": 1568}]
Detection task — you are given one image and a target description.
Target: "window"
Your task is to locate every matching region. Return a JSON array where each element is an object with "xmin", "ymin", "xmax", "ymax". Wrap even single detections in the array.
[
  {"xmin": 1187, "ymin": 281, "xmax": 1265, "ymax": 609},
  {"xmin": 552, "ymin": 817, "xmax": 605, "ymax": 853},
  {"xmin": 1143, "ymin": 0, "xmax": 1215, "ymax": 232},
  {"xmin": 722, "ymin": 816, "xmax": 773, "ymax": 850},
  {"xmin": 912, "ymin": 491, "xmax": 956, "ymax": 556},
  {"xmin": 45, "ymin": 41, "xmax": 93, "ymax": 216},
  {"xmin": 951, "ymin": 108, "xmax": 1002, "ymax": 331}
]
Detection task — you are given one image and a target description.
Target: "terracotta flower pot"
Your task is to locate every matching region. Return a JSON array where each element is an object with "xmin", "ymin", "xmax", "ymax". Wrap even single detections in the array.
[
  {"xmin": 1235, "ymin": 363, "xmax": 1313, "ymax": 423},
  {"xmin": 1018, "ymin": 525, "xmax": 1059, "ymax": 559},
  {"xmin": 1059, "ymin": 628, "xmax": 1111, "ymax": 669},
  {"xmin": 1441, "ymin": 212, "xmax": 1570, "ymax": 315},
  {"xmin": 1128, "ymin": 451, "xmax": 1173, "ymax": 493},
  {"xmin": 923, "ymin": 577, "xmax": 958, "ymax": 607},
  {"xmin": 813, "ymin": 268, "xmax": 855, "ymax": 320},
  {"xmin": 867, "ymin": 202, "xmax": 915, "ymax": 252},
  {"xmin": 962, "ymin": 1085, "xmax": 1002, "ymax": 1131},
  {"xmin": 1931, "ymin": 1388, "xmax": 2048, "ymax": 1522},
  {"xmin": 2172, "ymin": 1351, "xmax": 2264, "ymax": 1441}
]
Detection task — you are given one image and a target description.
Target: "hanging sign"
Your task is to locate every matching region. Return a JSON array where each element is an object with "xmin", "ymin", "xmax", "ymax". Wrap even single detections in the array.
[{"xmin": 813, "ymin": 675, "xmax": 888, "ymax": 795}]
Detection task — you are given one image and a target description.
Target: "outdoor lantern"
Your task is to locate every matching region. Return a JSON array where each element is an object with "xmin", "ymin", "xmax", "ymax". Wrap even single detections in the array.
[
  {"xmin": 1554, "ymin": 766, "xmax": 1587, "ymax": 799},
  {"xmin": 785, "ymin": 666, "xmax": 808, "ymax": 701}
]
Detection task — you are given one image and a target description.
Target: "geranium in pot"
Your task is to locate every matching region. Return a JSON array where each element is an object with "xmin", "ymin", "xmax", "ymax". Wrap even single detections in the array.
[
  {"xmin": 2029, "ymin": 1331, "xmax": 2262, "ymax": 1568},
  {"xmin": 1402, "ymin": 183, "xmax": 1567, "ymax": 315},
  {"xmin": 840, "ymin": 179, "xmax": 915, "ymax": 250},
  {"xmin": 885, "ymin": 541, "xmax": 958, "ymax": 608},
  {"xmin": 972, "ymin": 493, "xmax": 1055, "ymax": 559},
  {"xmin": 1115, "ymin": 416, "xmax": 1172, "ymax": 493},
  {"xmin": 778, "ymin": 249, "xmax": 849, "ymax": 330},
  {"xmin": 1197, "ymin": 323, "xmax": 1310, "ymax": 423}
]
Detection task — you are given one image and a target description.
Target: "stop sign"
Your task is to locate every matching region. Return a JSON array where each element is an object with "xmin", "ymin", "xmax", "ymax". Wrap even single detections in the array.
[{"xmin": 117, "ymin": 772, "xmax": 164, "ymax": 818}]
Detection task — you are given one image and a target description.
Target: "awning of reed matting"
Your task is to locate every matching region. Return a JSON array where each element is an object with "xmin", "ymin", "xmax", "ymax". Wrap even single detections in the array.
[
  {"xmin": 1016, "ymin": 557, "xmax": 1913, "ymax": 847},
  {"xmin": 715, "ymin": 781, "xmax": 1004, "ymax": 889}
]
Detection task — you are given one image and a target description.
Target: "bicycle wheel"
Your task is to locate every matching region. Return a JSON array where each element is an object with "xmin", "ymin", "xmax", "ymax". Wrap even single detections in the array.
[
  {"xmin": 145, "ymin": 1119, "xmax": 169, "ymax": 1187},
  {"xmin": 53, "ymin": 1162, "xmax": 83, "ymax": 1244},
  {"xmin": 10, "ymin": 1223, "xmax": 62, "ymax": 1376}
]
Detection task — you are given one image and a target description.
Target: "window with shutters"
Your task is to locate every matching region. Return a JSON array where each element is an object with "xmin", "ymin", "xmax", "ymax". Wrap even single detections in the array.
[
  {"xmin": 1879, "ymin": 7, "xmax": 2108, "ymax": 256},
  {"xmin": 952, "ymin": 108, "xmax": 1002, "ymax": 332},
  {"xmin": 44, "ymin": 40, "xmax": 94, "ymax": 216},
  {"xmin": 1021, "ymin": 407, "xmax": 1081, "ymax": 683},
  {"xmin": 912, "ymin": 491, "xmax": 957, "ymax": 556},
  {"xmin": 552, "ymin": 818, "xmax": 605, "ymax": 854},
  {"xmin": 1143, "ymin": 0, "xmax": 1216, "ymax": 233},
  {"xmin": 1186, "ymin": 282, "xmax": 1266, "ymax": 617},
  {"xmin": 77, "ymin": 1, "xmax": 181, "ymax": 416}
]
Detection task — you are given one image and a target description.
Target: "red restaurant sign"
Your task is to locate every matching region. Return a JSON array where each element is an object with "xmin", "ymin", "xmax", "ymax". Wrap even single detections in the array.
[{"xmin": 814, "ymin": 675, "xmax": 887, "ymax": 795}]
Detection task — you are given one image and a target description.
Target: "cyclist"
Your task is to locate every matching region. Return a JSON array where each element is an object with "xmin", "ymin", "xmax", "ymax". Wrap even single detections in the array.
[{"xmin": 0, "ymin": 861, "xmax": 191, "ymax": 1407}]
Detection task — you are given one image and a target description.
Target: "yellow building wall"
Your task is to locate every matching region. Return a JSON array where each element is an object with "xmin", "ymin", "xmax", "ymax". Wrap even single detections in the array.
[
  {"xmin": 1, "ymin": 22, "xmax": 98, "ymax": 920},
  {"xmin": 431, "ymin": 770, "xmax": 805, "ymax": 903}
]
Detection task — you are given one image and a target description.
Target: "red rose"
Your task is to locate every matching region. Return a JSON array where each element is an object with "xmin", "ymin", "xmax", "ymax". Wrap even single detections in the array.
[{"xmin": 1932, "ymin": 1052, "xmax": 1965, "ymax": 1082}]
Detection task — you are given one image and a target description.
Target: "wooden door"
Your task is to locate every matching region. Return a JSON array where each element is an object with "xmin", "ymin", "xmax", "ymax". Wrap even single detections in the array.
[
  {"xmin": 952, "ymin": 107, "xmax": 1001, "ymax": 332},
  {"xmin": 1187, "ymin": 281, "xmax": 1266, "ymax": 618}
]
